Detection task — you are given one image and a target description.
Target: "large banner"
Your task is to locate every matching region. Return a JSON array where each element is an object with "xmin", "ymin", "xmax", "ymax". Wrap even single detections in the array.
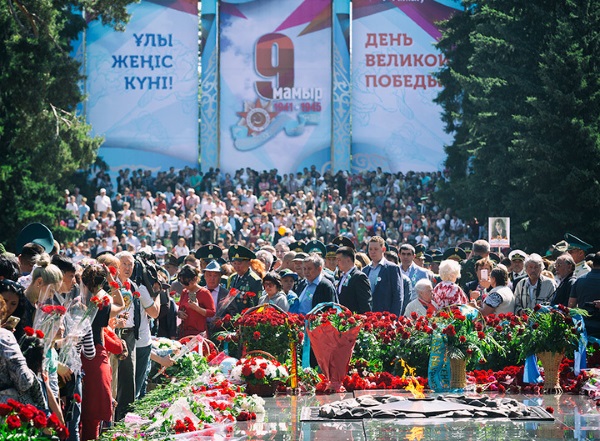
[
  {"xmin": 219, "ymin": 0, "xmax": 332, "ymax": 174},
  {"xmin": 85, "ymin": 0, "xmax": 199, "ymax": 171},
  {"xmin": 351, "ymin": 0, "xmax": 462, "ymax": 173}
]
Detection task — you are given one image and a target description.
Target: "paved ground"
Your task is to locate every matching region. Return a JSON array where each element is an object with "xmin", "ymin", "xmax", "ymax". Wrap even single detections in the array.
[{"xmin": 232, "ymin": 390, "xmax": 600, "ymax": 440}]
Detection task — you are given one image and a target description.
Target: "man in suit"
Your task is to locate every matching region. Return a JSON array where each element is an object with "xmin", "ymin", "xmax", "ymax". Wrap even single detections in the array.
[
  {"xmin": 399, "ymin": 244, "xmax": 432, "ymax": 301},
  {"xmin": 297, "ymin": 253, "xmax": 336, "ymax": 314},
  {"xmin": 204, "ymin": 260, "xmax": 229, "ymax": 336},
  {"xmin": 336, "ymin": 246, "xmax": 371, "ymax": 313},
  {"xmin": 363, "ymin": 236, "xmax": 404, "ymax": 316}
]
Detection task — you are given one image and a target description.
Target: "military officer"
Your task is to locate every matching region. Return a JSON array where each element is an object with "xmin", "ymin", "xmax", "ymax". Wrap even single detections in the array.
[{"xmin": 224, "ymin": 245, "xmax": 262, "ymax": 315}]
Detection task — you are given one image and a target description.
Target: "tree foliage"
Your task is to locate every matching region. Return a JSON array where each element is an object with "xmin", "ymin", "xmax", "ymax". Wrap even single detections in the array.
[
  {"xmin": 435, "ymin": 0, "xmax": 600, "ymax": 251},
  {"xmin": 0, "ymin": 0, "xmax": 135, "ymax": 251}
]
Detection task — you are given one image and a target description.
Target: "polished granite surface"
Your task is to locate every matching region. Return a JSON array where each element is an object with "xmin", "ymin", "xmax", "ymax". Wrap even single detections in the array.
[{"xmin": 232, "ymin": 390, "xmax": 600, "ymax": 440}]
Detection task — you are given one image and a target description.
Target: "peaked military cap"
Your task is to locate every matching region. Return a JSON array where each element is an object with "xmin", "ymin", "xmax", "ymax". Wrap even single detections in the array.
[
  {"xmin": 16, "ymin": 223, "xmax": 54, "ymax": 254},
  {"xmin": 508, "ymin": 250, "xmax": 527, "ymax": 261},
  {"xmin": 304, "ymin": 239, "xmax": 326, "ymax": 256},
  {"xmin": 325, "ymin": 244, "xmax": 339, "ymax": 258},
  {"xmin": 414, "ymin": 243, "xmax": 427, "ymax": 258},
  {"xmin": 195, "ymin": 244, "xmax": 222, "ymax": 261},
  {"xmin": 442, "ymin": 247, "xmax": 467, "ymax": 262},
  {"xmin": 564, "ymin": 233, "xmax": 592, "ymax": 251},
  {"xmin": 332, "ymin": 235, "xmax": 355, "ymax": 249},
  {"xmin": 457, "ymin": 241, "xmax": 473, "ymax": 255},
  {"xmin": 164, "ymin": 253, "xmax": 179, "ymax": 267},
  {"xmin": 278, "ymin": 268, "xmax": 298, "ymax": 281},
  {"xmin": 229, "ymin": 245, "xmax": 256, "ymax": 261},
  {"xmin": 288, "ymin": 241, "xmax": 305, "ymax": 253}
]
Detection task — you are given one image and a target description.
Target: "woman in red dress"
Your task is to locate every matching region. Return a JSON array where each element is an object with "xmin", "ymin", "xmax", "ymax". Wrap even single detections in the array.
[
  {"xmin": 177, "ymin": 265, "xmax": 215, "ymax": 337},
  {"xmin": 80, "ymin": 263, "xmax": 123, "ymax": 440}
]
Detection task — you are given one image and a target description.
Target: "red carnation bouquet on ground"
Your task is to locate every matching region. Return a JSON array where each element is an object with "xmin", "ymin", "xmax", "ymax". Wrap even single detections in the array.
[
  {"xmin": 306, "ymin": 303, "xmax": 363, "ymax": 393},
  {"xmin": 0, "ymin": 398, "xmax": 69, "ymax": 440}
]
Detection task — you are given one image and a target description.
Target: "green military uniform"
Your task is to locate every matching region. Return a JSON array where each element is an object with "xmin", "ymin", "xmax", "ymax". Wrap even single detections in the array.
[{"xmin": 224, "ymin": 245, "xmax": 262, "ymax": 315}]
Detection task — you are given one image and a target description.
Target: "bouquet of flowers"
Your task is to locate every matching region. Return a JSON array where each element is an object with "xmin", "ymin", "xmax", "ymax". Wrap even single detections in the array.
[
  {"xmin": 33, "ymin": 303, "xmax": 67, "ymax": 361},
  {"xmin": 520, "ymin": 304, "xmax": 586, "ymax": 357},
  {"xmin": 229, "ymin": 354, "xmax": 289, "ymax": 386},
  {"xmin": 0, "ymin": 398, "xmax": 69, "ymax": 440},
  {"xmin": 305, "ymin": 304, "xmax": 364, "ymax": 392},
  {"xmin": 235, "ymin": 304, "xmax": 304, "ymax": 363},
  {"xmin": 427, "ymin": 305, "xmax": 501, "ymax": 391}
]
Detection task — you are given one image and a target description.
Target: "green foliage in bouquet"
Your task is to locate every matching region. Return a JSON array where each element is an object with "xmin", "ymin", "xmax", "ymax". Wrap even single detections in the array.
[{"xmin": 520, "ymin": 304, "xmax": 587, "ymax": 358}]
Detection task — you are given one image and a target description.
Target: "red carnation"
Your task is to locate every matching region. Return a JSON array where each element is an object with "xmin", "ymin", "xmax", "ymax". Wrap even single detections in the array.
[
  {"xmin": 253, "ymin": 331, "xmax": 261, "ymax": 340},
  {"xmin": 495, "ymin": 325, "xmax": 502, "ymax": 332},
  {"xmin": 90, "ymin": 295, "xmax": 100, "ymax": 304},
  {"xmin": 241, "ymin": 365, "xmax": 252, "ymax": 377},
  {"xmin": 0, "ymin": 403, "xmax": 12, "ymax": 416},
  {"xmin": 246, "ymin": 291, "xmax": 256, "ymax": 298},
  {"xmin": 35, "ymin": 330, "xmax": 45, "ymax": 339},
  {"xmin": 23, "ymin": 326, "xmax": 35, "ymax": 336},
  {"xmin": 109, "ymin": 281, "xmax": 119, "ymax": 289},
  {"xmin": 108, "ymin": 266, "xmax": 117, "ymax": 276},
  {"xmin": 6, "ymin": 414, "xmax": 21, "ymax": 430},
  {"xmin": 40, "ymin": 305, "xmax": 53, "ymax": 314},
  {"xmin": 48, "ymin": 413, "xmax": 60, "ymax": 429},
  {"xmin": 133, "ymin": 291, "xmax": 141, "ymax": 298},
  {"xmin": 33, "ymin": 413, "xmax": 47, "ymax": 429},
  {"xmin": 54, "ymin": 306, "xmax": 67, "ymax": 315},
  {"xmin": 532, "ymin": 323, "xmax": 539, "ymax": 329},
  {"xmin": 73, "ymin": 393, "xmax": 82, "ymax": 403},
  {"xmin": 545, "ymin": 406, "xmax": 554, "ymax": 414},
  {"xmin": 102, "ymin": 296, "xmax": 111, "ymax": 306},
  {"xmin": 6, "ymin": 399, "xmax": 22, "ymax": 410},
  {"xmin": 459, "ymin": 335, "xmax": 467, "ymax": 343},
  {"xmin": 19, "ymin": 405, "xmax": 36, "ymax": 422},
  {"xmin": 477, "ymin": 331, "xmax": 486, "ymax": 340},
  {"xmin": 124, "ymin": 281, "xmax": 131, "ymax": 290},
  {"xmin": 533, "ymin": 304, "xmax": 542, "ymax": 311},
  {"xmin": 170, "ymin": 290, "xmax": 176, "ymax": 297},
  {"xmin": 254, "ymin": 368, "xmax": 265, "ymax": 380}
]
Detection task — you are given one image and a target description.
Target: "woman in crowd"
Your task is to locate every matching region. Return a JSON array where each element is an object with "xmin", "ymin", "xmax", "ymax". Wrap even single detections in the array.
[
  {"xmin": 21, "ymin": 254, "xmax": 63, "ymax": 334},
  {"xmin": 177, "ymin": 265, "xmax": 215, "ymax": 338},
  {"xmin": 258, "ymin": 271, "xmax": 289, "ymax": 312},
  {"xmin": 477, "ymin": 266, "xmax": 515, "ymax": 315},
  {"xmin": 432, "ymin": 259, "xmax": 468, "ymax": 310},
  {"xmin": 0, "ymin": 296, "xmax": 47, "ymax": 409},
  {"xmin": 80, "ymin": 263, "xmax": 124, "ymax": 441},
  {"xmin": 465, "ymin": 257, "xmax": 494, "ymax": 303},
  {"xmin": 0, "ymin": 279, "xmax": 26, "ymax": 335}
]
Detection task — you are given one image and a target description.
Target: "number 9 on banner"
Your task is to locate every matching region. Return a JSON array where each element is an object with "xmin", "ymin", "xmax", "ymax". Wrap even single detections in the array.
[{"xmin": 255, "ymin": 33, "xmax": 294, "ymax": 99}]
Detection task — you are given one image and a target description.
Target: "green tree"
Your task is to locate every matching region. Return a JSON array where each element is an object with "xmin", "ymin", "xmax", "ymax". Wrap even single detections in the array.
[
  {"xmin": 0, "ymin": 1, "xmax": 135, "ymax": 251},
  {"xmin": 436, "ymin": 0, "xmax": 600, "ymax": 251}
]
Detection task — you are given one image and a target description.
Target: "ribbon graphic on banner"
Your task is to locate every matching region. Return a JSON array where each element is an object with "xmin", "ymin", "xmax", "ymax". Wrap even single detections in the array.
[{"xmin": 232, "ymin": 112, "xmax": 321, "ymax": 151}]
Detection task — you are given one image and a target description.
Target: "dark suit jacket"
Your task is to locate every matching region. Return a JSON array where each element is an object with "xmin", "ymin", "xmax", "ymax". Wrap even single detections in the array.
[
  {"xmin": 363, "ymin": 259, "xmax": 404, "ymax": 316},
  {"xmin": 553, "ymin": 273, "xmax": 576, "ymax": 306},
  {"xmin": 311, "ymin": 276, "xmax": 337, "ymax": 310},
  {"xmin": 213, "ymin": 286, "xmax": 230, "ymax": 317},
  {"xmin": 338, "ymin": 267, "xmax": 372, "ymax": 313}
]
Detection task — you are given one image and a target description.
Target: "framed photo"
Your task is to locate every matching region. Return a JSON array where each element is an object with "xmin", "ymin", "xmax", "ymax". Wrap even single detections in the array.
[{"xmin": 489, "ymin": 217, "xmax": 510, "ymax": 248}]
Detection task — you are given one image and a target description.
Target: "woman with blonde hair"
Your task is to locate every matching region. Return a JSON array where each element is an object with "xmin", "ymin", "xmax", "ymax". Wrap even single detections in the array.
[
  {"xmin": 22, "ymin": 254, "xmax": 63, "ymax": 331},
  {"xmin": 432, "ymin": 259, "xmax": 468, "ymax": 310}
]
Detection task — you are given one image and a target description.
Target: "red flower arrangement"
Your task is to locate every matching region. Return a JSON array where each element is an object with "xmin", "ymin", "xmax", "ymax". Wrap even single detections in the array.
[
  {"xmin": 173, "ymin": 416, "xmax": 196, "ymax": 433},
  {"xmin": 0, "ymin": 399, "xmax": 69, "ymax": 439}
]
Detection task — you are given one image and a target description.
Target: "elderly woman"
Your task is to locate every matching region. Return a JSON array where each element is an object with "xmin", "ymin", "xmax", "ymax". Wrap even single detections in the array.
[
  {"xmin": 432, "ymin": 259, "xmax": 468, "ymax": 310},
  {"xmin": 258, "ymin": 271, "xmax": 290, "ymax": 312},
  {"xmin": 478, "ymin": 266, "xmax": 515, "ymax": 315},
  {"xmin": 513, "ymin": 253, "xmax": 556, "ymax": 314},
  {"xmin": 404, "ymin": 278, "xmax": 434, "ymax": 317}
]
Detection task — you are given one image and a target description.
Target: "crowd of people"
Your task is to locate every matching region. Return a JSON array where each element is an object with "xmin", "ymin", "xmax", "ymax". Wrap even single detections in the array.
[
  {"xmin": 60, "ymin": 166, "xmax": 490, "ymax": 262},
  {"xmin": 0, "ymin": 165, "xmax": 599, "ymax": 441}
]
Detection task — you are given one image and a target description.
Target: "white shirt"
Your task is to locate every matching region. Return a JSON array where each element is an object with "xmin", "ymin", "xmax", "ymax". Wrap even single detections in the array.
[
  {"xmin": 136, "ymin": 285, "xmax": 156, "ymax": 348},
  {"xmin": 94, "ymin": 194, "xmax": 111, "ymax": 213}
]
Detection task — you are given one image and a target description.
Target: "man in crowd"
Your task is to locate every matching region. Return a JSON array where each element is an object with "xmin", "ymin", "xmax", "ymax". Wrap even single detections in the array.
[
  {"xmin": 513, "ymin": 253, "xmax": 556, "ymax": 314},
  {"xmin": 297, "ymin": 253, "xmax": 336, "ymax": 315},
  {"xmin": 335, "ymin": 246, "xmax": 371, "ymax": 313},
  {"xmin": 363, "ymin": 236, "xmax": 404, "ymax": 316},
  {"xmin": 553, "ymin": 253, "xmax": 577, "ymax": 306},
  {"xmin": 508, "ymin": 250, "xmax": 527, "ymax": 283},
  {"xmin": 398, "ymin": 244, "xmax": 430, "ymax": 301},
  {"xmin": 570, "ymin": 252, "xmax": 600, "ymax": 337},
  {"xmin": 565, "ymin": 233, "xmax": 593, "ymax": 278},
  {"xmin": 225, "ymin": 245, "xmax": 263, "ymax": 315},
  {"xmin": 460, "ymin": 239, "xmax": 490, "ymax": 290}
]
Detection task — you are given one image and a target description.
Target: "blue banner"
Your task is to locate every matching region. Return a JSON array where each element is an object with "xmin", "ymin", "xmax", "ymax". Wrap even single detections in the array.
[{"xmin": 85, "ymin": 0, "xmax": 199, "ymax": 171}]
